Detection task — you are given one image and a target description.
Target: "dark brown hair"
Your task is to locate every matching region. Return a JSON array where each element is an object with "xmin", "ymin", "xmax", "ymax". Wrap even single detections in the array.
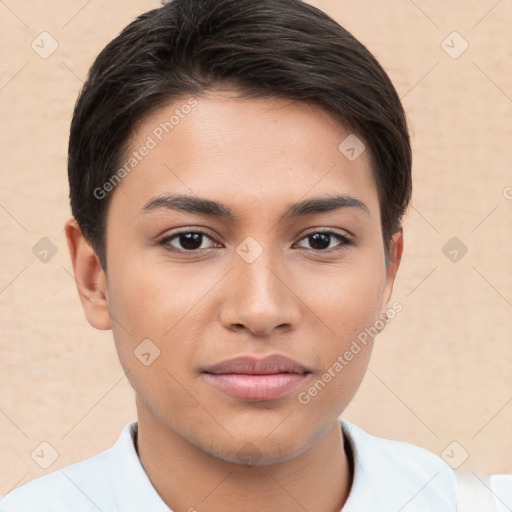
[{"xmin": 68, "ymin": 0, "xmax": 411, "ymax": 272}]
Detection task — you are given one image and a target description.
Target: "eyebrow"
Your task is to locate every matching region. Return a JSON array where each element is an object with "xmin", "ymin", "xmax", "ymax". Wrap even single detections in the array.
[{"xmin": 140, "ymin": 193, "xmax": 370, "ymax": 220}]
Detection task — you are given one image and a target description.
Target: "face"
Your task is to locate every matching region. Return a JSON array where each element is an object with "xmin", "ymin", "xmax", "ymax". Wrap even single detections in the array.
[{"xmin": 68, "ymin": 89, "xmax": 402, "ymax": 465}]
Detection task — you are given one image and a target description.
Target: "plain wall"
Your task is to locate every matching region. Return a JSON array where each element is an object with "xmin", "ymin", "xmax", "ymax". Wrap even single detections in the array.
[{"xmin": 1, "ymin": 0, "xmax": 511, "ymax": 496}]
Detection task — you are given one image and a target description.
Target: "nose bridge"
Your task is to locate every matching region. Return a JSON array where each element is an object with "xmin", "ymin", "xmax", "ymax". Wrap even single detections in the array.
[
  {"xmin": 220, "ymin": 237, "xmax": 300, "ymax": 335},
  {"xmin": 237, "ymin": 239, "xmax": 286, "ymax": 306},
  {"xmin": 241, "ymin": 247, "xmax": 281, "ymax": 301}
]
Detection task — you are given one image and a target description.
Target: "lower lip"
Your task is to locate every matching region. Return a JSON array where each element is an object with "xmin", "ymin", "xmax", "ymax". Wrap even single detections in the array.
[{"xmin": 203, "ymin": 373, "xmax": 308, "ymax": 401}]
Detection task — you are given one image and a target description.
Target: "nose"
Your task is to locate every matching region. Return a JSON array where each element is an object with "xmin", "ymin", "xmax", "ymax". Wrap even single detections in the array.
[{"xmin": 218, "ymin": 245, "xmax": 302, "ymax": 337}]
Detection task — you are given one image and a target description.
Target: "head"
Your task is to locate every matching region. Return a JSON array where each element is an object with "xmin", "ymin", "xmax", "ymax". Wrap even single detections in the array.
[{"xmin": 65, "ymin": 0, "xmax": 411, "ymax": 465}]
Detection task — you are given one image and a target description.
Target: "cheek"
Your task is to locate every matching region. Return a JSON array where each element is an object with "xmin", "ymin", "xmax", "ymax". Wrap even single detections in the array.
[
  {"xmin": 300, "ymin": 256, "xmax": 386, "ymax": 391},
  {"xmin": 294, "ymin": 288, "xmax": 378, "ymax": 429},
  {"xmin": 106, "ymin": 266, "xmax": 204, "ymax": 417},
  {"xmin": 105, "ymin": 257, "xmax": 221, "ymax": 394},
  {"xmin": 107, "ymin": 254, "xmax": 221, "ymax": 337},
  {"xmin": 301, "ymin": 256, "xmax": 386, "ymax": 335}
]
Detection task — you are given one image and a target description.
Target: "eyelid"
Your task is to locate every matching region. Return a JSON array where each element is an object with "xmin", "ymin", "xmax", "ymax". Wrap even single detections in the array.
[
  {"xmin": 298, "ymin": 227, "xmax": 353, "ymax": 243},
  {"xmin": 294, "ymin": 229, "xmax": 353, "ymax": 250},
  {"xmin": 158, "ymin": 228, "xmax": 220, "ymax": 249},
  {"xmin": 300, "ymin": 227, "xmax": 353, "ymax": 239}
]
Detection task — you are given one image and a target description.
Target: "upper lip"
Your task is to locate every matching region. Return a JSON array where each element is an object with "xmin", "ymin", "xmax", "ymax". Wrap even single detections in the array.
[{"xmin": 204, "ymin": 354, "xmax": 310, "ymax": 375}]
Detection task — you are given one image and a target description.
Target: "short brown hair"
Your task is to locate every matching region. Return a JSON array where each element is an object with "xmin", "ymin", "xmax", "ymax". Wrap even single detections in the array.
[{"xmin": 68, "ymin": 0, "xmax": 412, "ymax": 272}]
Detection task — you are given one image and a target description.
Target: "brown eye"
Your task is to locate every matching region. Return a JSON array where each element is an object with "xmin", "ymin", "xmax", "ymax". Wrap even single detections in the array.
[
  {"xmin": 296, "ymin": 231, "xmax": 353, "ymax": 251},
  {"xmin": 159, "ymin": 231, "xmax": 218, "ymax": 252}
]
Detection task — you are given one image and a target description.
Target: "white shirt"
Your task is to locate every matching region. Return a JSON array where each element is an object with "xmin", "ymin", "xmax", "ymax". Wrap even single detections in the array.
[{"xmin": 0, "ymin": 421, "xmax": 458, "ymax": 511}]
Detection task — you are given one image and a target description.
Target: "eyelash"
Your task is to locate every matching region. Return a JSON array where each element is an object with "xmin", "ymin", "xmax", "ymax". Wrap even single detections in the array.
[{"xmin": 158, "ymin": 229, "xmax": 354, "ymax": 254}]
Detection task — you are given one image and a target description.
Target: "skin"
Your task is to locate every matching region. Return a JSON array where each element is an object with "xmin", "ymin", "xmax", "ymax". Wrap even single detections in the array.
[{"xmin": 65, "ymin": 89, "xmax": 403, "ymax": 512}]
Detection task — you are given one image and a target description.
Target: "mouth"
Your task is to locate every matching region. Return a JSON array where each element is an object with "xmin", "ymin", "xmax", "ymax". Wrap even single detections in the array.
[{"xmin": 203, "ymin": 354, "xmax": 312, "ymax": 401}]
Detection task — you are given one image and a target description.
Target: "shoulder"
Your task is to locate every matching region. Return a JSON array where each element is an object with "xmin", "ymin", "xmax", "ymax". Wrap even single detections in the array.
[
  {"xmin": 0, "ymin": 423, "xmax": 139, "ymax": 512},
  {"xmin": 0, "ymin": 449, "xmax": 117, "ymax": 512},
  {"xmin": 341, "ymin": 421, "xmax": 458, "ymax": 511}
]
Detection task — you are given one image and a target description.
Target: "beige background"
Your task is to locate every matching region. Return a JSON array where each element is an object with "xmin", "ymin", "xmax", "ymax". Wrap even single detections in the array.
[{"xmin": 1, "ymin": 0, "xmax": 511, "ymax": 500}]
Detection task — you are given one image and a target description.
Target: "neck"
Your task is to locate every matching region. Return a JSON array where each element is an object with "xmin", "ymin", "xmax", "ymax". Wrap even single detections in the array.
[{"xmin": 135, "ymin": 399, "xmax": 353, "ymax": 512}]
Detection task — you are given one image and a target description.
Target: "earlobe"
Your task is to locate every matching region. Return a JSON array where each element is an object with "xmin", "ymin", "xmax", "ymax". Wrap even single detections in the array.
[{"xmin": 64, "ymin": 218, "xmax": 111, "ymax": 331}]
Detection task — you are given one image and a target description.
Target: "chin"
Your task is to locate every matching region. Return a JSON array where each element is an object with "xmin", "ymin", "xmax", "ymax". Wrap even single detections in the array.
[{"xmin": 200, "ymin": 431, "xmax": 317, "ymax": 467}]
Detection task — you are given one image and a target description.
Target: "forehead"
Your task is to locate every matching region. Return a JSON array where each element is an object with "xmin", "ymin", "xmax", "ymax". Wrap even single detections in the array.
[{"xmin": 109, "ymin": 90, "xmax": 379, "ymax": 220}]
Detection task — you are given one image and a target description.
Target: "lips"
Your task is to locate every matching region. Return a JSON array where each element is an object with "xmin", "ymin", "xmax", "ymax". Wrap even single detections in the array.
[
  {"xmin": 203, "ymin": 354, "xmax": 311, "ymax": 401},
  {"xmin": 204, "ymin": 355, "xmax": 310, "ymax": 375}
]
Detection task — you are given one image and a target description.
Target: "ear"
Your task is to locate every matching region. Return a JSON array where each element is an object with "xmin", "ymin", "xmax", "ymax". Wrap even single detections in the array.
[
  {"xmin": 380, "ymin": 228, "xmax": 403, "ymax": 313},
  {"xmin": 64, "ymin": 217, "xmax": 111, "ymax": 330}
]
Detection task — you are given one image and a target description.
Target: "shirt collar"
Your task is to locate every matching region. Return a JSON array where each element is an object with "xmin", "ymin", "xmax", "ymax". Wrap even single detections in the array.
[
  {"xmin": 340, "ymin": 421, "xmax": 456, "ymax": 511},
  {"xmin": 108, "ymin": 421, "xmax": 172, "ymax": 511}
]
